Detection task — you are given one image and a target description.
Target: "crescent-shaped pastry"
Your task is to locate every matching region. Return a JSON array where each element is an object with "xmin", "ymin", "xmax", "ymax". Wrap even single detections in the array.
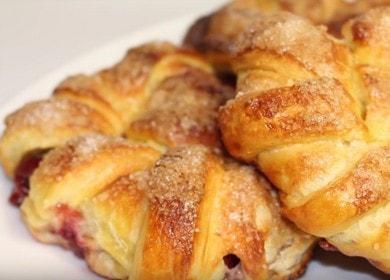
[
  {"xmin": 0, "ymin": 42, "xmax": 232, "ymax": 205},
  {"xmin": 22, "ymin": 135, "xmax": 314, "ymax": 279},
  {"xmin": 219, "ymin": 8, "xmax": 390, "ymax": 272},
  {"xmin": 184, "ymin": 0, "xmax": 390, "ymax": 73},
  {"xmin": 0, "ymin": 38, "xmax": 314, "ymax": 279}
]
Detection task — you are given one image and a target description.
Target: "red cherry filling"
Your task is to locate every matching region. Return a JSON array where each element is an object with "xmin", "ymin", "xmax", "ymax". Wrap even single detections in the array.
[
  {"xmin": 55, "ymin": 204, "xmax": 86, "ymax": 258},
  {"xmin": 58, "ymin": 222, "xmax": 85, "ymax": 258},
  {"xmin": 223, "ymin": 254, "xmax": 241, "ymax": 269},
  {"xmin": 10, "ymin": 149, "xmax": 49, "ymax": 206}
]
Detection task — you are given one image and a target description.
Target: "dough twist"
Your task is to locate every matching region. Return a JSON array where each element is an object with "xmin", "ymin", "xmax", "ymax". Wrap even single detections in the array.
[
  {"xmin": 22, "ymin": 136, "xmax": 313, "ymax": 279},
  {"xmin": 0, "ymin": 41, "xmax": 314, "ymax": 279},
  {"xmin": 219, "ymin": 8, "xmax": 390, "ymax": 272},
  {"xmin": 0, "ymin": 42, "xmax": 231, "ymax": 178},
  {"xmin": 184, "ymin": 0, "xmax": 390, "ymax": 72},
  {"xmin": 0, "ymin": 42, "xmax": 233, "ymax": 205}
]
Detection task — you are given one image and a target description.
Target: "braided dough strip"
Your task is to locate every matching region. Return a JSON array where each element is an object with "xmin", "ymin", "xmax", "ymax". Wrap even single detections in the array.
[
  {"xmin": 219, "ymin": 8, "xmax": 390, "ymax": 272},
  {"xmin": 22, "ymin": 135, "xmax": 314, "ymax": 279}
]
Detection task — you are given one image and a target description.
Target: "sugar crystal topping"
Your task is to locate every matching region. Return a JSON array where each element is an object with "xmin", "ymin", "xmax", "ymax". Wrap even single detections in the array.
[
  {"xmin": 145, "ymin": 145, "xmax": 209, "ymax": 204},
  {"xmin": 105, "ymin": 41, "xmax": 177, "ymax": 91},
  {"xmin": 5, "ymin": 99, "xmax": 106, "ymax": 133},
  {"xmin": 131, "ymin": 68, "xmax": 232, "ymax": 147},
  {"xmin": 138, "ymin": 146, "xmax": 211, "ymax": 255},
  {"xmin": 37, "ymin": 135, "xmax": 131, "ymax": 180},
  {"xmin": 224, "ymin": 164, "xmax": 264, "ymax": 226},
  {"xmin": 233, "ymin": 12, "xmax": 343, "ymax": 77}
]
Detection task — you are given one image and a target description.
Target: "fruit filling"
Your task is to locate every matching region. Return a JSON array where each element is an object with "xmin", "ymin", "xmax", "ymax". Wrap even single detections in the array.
[
  {"xmin": 10, "ymin": 149, "xmax": 49, "ymax": 206},
  {"xmin": 55, "ymin": 204, "xmax": 86, "ymax": 258}
]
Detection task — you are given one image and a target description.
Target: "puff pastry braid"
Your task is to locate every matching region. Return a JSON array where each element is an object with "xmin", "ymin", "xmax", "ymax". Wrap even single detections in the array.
[
  {"xmin": 219, "ymin": 8, "xmax": 390, "ymax": 272},
  {"xmin": 21, "ymin": 135, "xmax": 313, "ymax": 279},
  {"xmin": 184, "ymin": 0, "xmax": 390, "ymax": 73},
  {"xmin": 0, "ymin": 42, "xmax": 232, "ymax": 205},
  {"xmin": 0, "ymin": 40, "xmax": 314, "ymax": 279}
]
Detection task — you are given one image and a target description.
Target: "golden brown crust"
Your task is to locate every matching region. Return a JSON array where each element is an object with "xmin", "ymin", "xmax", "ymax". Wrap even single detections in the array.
[
  {"xmin": 28, "ymin": 135, "xmax": 160, "ymax": 207},
  {"xmin": 126, "ymin": 67, "xmax": 233, "ymax": 148},
  {"xmin": 21, "ymin": 135, "xmax": 161, "ymax": 279},
  {"xmin": 54, "ymin": 42, "xmax": 179, "ymax": 129},
  {"xmin": 278, "ymin": 0, "xmax": 390, "ymax": 35},
  {"xmin": 136, "ymin": 147, "xmax": 210, "ymax": 278},
  {"xmin": 0, "ymin": 41, "xmax": 231, "ymax": 178},
  {"xmin": 184, "ymin": 0, "xmax": 390, "ymax": 72},
  {"xmin": 0, "ymin": 43, "xmax": 236, "ymax": 277},
  {"xmin": 33, "ymin": 135, "xmax": 142, "ymax": 182},
  {"xmin": 82, "ymin": 175, "xmax": 149, "ymax": 278},
  {"xmin": 0, "ymin": 32, "xmax": 312, "ymax": 280},
  {"xmin": 220, "ymin": 78, "xmax": 365, "ymax": 160},
  {"xmin": 218, "ymin": 164, "xmax": 267, "ymax": 279},
  {"xmin": 183, "ymin": 0, "xmax": 267, "ymax": 72},
  {"xmin": 0, "ymin": 99, "xmax": 115, "ymax": 176},
  {"xmin": 21, "ymin": 138, "xmax": 314, "ymax": 279},
  {"xmin": 140, "ymin": 147, "xmax": 313, "ymax": 279},
  {"xmin": 54, "ymin": 74, "xmax": 124, "ymax": 134},
  {"xmin": 217, "ymin": 162, "xmax": 314, "ymax": 280},
  {"xmin": 233, "ymin": 13, "xmax": 350, "ymax": 80},
  {"xmin": 346, "ymin": 7, "xmax": 390, "ymax": 47},
  {"xmin": 192, "ymin": 1, "xmax": 262, "ymax": 54},
  {"xmin": 286, "ymin": 145, "xmax": 390, "ymax": 236},
  {"xmin": 219, "ymin": 8, "xmax": 390, "ymax": 272},
  {"xmin": 344, "ymin": 7, "xmax": 390, "ymax": 72},
  {"xmin": 232, "ymin": 12, "xmax": 355, "ymax": 99},
  {"xmin": 359, "ymin": 67, "xmax": 390, "ymax": 140},
  {"xmin": 4, "ymin": 99, "xmax": 114, "ymax": 135}
]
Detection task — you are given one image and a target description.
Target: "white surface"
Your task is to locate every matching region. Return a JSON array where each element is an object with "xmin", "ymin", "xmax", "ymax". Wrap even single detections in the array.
[
  {"xmin": 0, "ymin": 0, "xmax": 225, "ymax": 102},
  {"xmin": 0, "ymin": 1, "xmax": 387, "ymax": 280}
]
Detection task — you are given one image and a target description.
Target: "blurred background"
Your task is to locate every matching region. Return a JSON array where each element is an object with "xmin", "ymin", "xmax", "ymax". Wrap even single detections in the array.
[{"xmin": 0, "ymin": 0, "xmax": 225, "ymax": 101}]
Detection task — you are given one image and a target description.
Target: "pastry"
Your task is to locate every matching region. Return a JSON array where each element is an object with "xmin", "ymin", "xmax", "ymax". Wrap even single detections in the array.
[
  {"xmin": 184, "ymin": 0, "xmax": 390, "ymax": 73},
  {"xmin": 219, "ymin": 8, "xmax": 390, "ymax": 273},
  {"xmin": 0, "ymin": 39, "xmax": 314, "ymax": 279},
  {"xmin": 0, "ymin": 42, "xmax": 232, "ymax": 205},
  {"xmin": 21, "ymin": 135, "xmax": 314, "ymax": 279}
]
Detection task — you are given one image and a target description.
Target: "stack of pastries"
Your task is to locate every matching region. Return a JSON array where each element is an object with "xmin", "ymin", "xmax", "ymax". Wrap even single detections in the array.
[{"xmin": 0, "ymin": 0, "xmax": 389, "ymax": 279}]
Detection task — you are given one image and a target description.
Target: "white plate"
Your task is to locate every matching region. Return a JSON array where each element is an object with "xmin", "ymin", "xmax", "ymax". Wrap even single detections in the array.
[{"xmin": 0, "ymin": 13, "xmax": 387, "ymax": 280}]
